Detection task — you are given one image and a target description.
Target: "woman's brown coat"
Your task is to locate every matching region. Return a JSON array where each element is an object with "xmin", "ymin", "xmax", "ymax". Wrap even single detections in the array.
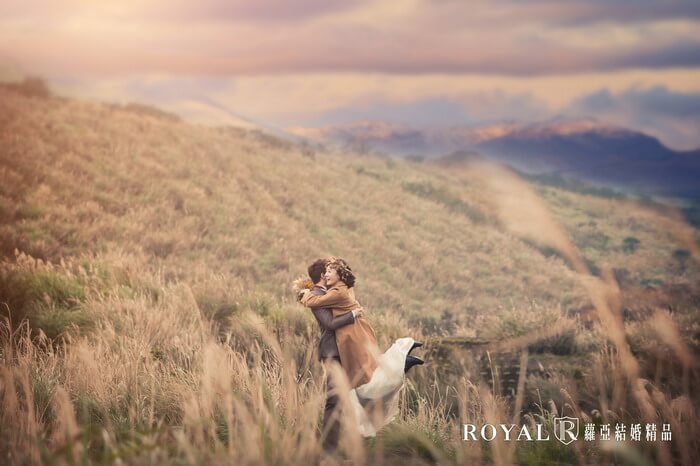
[{"xmin": 301, "ymin": 282, "xmax": 378, "ymax": 387}]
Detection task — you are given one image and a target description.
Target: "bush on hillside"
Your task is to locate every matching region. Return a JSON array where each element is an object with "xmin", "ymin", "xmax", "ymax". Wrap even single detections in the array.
[
  {"xmin": 0, "ymin": 254, "xmax": 92, "ymax": 339},
  {"xmin": 621, "ymin": 236, "xmax": 640, "ymax": 254}
]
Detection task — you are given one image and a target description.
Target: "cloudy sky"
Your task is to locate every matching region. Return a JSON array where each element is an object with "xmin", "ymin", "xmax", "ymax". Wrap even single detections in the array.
[{"xmin": 2, "ymin": 0, "xmax": 700, "ymax": 148}]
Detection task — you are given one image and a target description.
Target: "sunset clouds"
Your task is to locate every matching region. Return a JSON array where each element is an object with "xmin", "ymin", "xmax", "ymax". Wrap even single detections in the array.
[
  {"xmin": 3, "ymin": 0, "xmax": 699, "ymax": 75},
  {"xmin": 1, "ymin": 0, "xmax": 699, "ymax": 148}
]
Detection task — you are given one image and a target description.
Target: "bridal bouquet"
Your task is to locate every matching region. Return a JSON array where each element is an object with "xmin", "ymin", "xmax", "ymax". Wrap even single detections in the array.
[{"xmin": 292, "ymin": 276, "xmax": 314, "ymax": 301}]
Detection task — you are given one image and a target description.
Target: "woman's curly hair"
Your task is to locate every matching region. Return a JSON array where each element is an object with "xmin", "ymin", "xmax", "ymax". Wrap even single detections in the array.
[{"xmin": 326, "ymin": 257, "xmax": 356, "ymax": 288}]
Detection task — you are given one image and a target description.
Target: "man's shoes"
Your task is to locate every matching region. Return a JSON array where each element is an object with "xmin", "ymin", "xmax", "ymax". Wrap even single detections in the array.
[
  {"xmin": 409, "ymin": 341, "xmax": 424, "ymax": 355},
  {"xmin": 404, "ymin": 355, "xmax": 425, "ymax": 373}
]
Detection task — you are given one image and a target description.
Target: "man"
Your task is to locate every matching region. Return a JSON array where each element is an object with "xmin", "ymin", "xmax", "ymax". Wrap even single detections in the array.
[{"xmin": 306, "ymin": 258, "xmax": 363, "ymax": 452}]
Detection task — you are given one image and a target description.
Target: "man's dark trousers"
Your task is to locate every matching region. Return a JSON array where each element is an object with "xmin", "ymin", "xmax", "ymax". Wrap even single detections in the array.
[{"xmin": 322, "ymin": 356, "xmax": 341, "ymax": 452}]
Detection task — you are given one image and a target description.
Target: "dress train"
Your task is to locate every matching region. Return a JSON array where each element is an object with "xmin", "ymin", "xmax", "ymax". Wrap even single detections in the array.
[{"xmin": 348, "ymin": 337, "xmax": 415, "ymax": 437}]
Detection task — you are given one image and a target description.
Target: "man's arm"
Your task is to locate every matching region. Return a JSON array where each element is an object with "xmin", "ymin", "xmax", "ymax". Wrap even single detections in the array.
[
  {"xmin": 312, "ymin": 308, "xmax": 355, "ymax": 331},
  {"xmin": 300, "ymin": 287, "xmax": 352, "ymax": 309}
]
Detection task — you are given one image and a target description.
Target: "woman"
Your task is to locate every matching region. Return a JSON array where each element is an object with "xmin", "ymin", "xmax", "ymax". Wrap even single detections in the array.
[
  {"xmin": 299, "ymin": 257, "xmax": 379, "ymax": 388},
  {"xmin": 299, "ymin": 257, "xmax": 424, "ymax": 437}
]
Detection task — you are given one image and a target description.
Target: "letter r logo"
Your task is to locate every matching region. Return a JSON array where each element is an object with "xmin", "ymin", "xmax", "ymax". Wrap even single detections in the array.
[{"xmin": 553, "ymin": 417, "xmax": 579, "ymax": 445}]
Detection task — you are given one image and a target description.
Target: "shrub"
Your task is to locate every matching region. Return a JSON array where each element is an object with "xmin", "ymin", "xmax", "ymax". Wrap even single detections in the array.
[
  {"xmin": 621, "ymin": 236, "xmax": 640, "ymax": 254},
  {"xmin": 0, "ymin": 259, "xmax": 90, "ymax": 339},
  {"xmin": 527, "ymin": 330, "xmax": 577, "ymax": 355},
  {"xmin": 672, "ymin": 248, "xmax": 690, "ymax": 273}
]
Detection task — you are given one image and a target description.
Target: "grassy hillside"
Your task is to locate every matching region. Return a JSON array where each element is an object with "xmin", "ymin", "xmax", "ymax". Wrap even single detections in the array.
[
  {"xmin": 1, "ymin": 85, "xmax": 698, "ymax": 465},
  {"xmin": 0, "ymin": 85, "xmax": 592, "ymax": 333},
  {"xmin": 3, "ymin": 86, "xmax": 697, "ymax": 332}
]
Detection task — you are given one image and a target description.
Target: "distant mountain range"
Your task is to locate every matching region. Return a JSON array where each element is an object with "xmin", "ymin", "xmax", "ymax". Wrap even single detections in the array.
[{"xmin": 288, "ymin": 118, "xmax": 700, "ymax": 198}]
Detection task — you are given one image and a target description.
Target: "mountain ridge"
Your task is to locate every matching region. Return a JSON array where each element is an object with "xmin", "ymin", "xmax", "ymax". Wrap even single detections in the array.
[{"xmin": 289, "ymin": 118, "xmax": 700, "ymax": 197}]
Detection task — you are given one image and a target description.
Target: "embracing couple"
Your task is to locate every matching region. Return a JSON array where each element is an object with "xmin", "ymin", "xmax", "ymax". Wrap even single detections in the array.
[{"xmin": 297, "ymin": 257, "xmax": 424, "ymax": 452}]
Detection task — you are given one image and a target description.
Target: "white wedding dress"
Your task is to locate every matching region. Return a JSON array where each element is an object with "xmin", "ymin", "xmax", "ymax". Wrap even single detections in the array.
[{"xmin": 348, "ymin": 337, "xmax": 416, "ymax": 437}]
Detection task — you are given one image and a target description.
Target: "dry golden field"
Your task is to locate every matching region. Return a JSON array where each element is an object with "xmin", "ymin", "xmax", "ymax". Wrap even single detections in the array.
[{"xmin": 1, "ymin": 82, "xmax": 698, "ymax": 465}]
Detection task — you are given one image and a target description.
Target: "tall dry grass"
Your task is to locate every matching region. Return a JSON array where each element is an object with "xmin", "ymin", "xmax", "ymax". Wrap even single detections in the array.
[
  {"xmin": 1, "ymin": 245, "xmax": 697, "ymax": 465},
  {"xmin": 0, "ymin": 254, "xmax": 435, "ymax": 465}
]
